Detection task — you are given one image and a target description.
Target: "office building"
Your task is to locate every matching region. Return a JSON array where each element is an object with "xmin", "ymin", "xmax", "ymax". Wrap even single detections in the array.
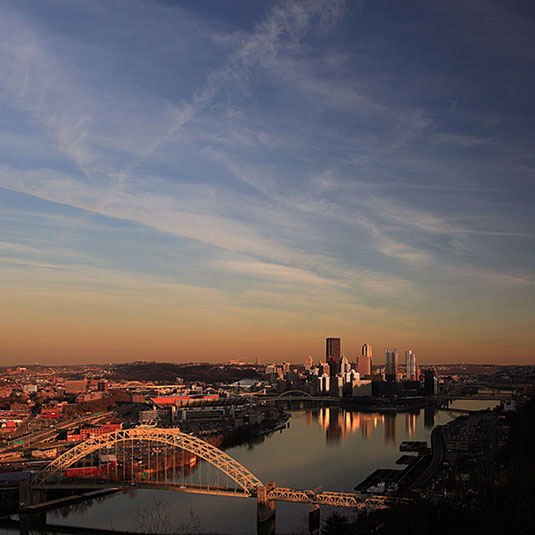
[
  {"xmin": 405, "ymin": 350, "xmax": 418, "ymax": 381},
  {"xmin": 326, "ymin": 338, "xmax": 341, "ymax": 360},
  {"xmin": 339, "ymin": 355, "xmax": 351, "ymax": 374},
  {"xmin": 356, "ymin": 355, "xmax": 371, "ymax": 377},
  {"xmin": 361, "ymin": 344, "xmax": 372, "ymax": 358},
  {"xmin": 326, "ymin": 337, "xmax": 341, "ymax": 377},
  {"xmin": 424, "ymin": 370, "xmax": 438, "ymax": 395},
  {"xmin": 357, "ymin": 343, "xmax": 372, "ymax": 377},
  {"xmin": 356, "ymin": 344, "xmax": 372, "ymax": 377},
  {"xmin": 385, "ymin": 348, "xmax": 398, "ymax": 382},
  {"xmin": 65, "ymin": 379, "xmax": 88, "ymax": 394}
]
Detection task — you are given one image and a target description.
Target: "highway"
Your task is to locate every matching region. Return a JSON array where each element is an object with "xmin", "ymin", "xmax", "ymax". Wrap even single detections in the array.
[
  {"xmin": 0, "ymin": 411, "xmax": 114, "ymax": 453},
  {"xmin": 403, "ymin": 425, "xmax": 445, "ymax": 494}
]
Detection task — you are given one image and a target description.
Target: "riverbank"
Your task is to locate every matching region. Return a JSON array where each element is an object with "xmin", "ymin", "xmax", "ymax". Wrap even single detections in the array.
[
  {"xmin": 3, "ymin": 406, "xmax": 460, "ymax": 534},
  {"xmin": 345, "ymin": 400, "xmax": 534, "ymax": 535}
]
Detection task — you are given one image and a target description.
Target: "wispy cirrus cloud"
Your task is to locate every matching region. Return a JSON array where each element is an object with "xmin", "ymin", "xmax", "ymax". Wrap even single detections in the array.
[{"xmin": 0, "ymin": 0, "xmax": 533, "ymax": 363}]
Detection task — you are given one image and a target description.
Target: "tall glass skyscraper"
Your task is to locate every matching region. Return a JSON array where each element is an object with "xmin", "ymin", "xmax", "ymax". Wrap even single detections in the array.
[
  {"xmin": 326, "ymin": 337, "xmax": 341, "ymax": 377},
  {"xmin": 405, "ymin": 350, "xmax": 418, "ymax": 381},
  {"xmin": 385, "ymin": 348, "xmax": 398, "ymax": 382},
  {"xmin": 326, "ymin": 337, "xmax": 341, "ymax": 361}
]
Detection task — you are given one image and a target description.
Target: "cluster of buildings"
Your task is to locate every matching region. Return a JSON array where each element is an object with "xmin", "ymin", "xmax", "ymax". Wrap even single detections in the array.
[
  {"xmin": 0, "ymin": 348, "xmax": 527, "ymax": 459},
  {"xmin": 0, "ymin": 367, "xmax": 115, "ymax": 438},
  {"xmin": 0, "ymin": 363, "xmax": 285, "ymax": 465},
  {"xmin": 265, "ymin": 338, "xmax": 438, "ymax": 398}
]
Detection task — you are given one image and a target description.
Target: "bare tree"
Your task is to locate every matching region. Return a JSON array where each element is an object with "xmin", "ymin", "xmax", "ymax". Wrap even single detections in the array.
[{"xmin": 134, "ymin": 495, "xmax": 174, "ymax": 534}]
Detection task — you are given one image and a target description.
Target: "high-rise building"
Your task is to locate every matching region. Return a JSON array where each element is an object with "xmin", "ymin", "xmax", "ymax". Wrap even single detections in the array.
[
  {"xmin": 339, "ymin": 355, "xmax": 351, "ymax": 374},
  {"xmin": 356, "ymin": 355, "xmax": 371, "ymax": 377},
  {"xmin": 326, "ymin": 338, "xmax": 341, "ymax": 361},
  {"xmin": 326, "ymin": 337, "xmax": 341, "ymax": 377},
  {"xmin": 405, "ymin": 350, "xmax": 418, "ymax": 381},
  {"xmin": 304, "ymin": 355, "xmax": 313, "ymax": 371},
  {"xmin": 359, "ymin": 344, "xmax": 373, "ymax": 376},
  {"xmin": 424, "ymin": 369, "xmax": 438, "ymax": 395},
  {"xmin": 385, "ymin": 348, "xmax": 398, "ymax": 382}
]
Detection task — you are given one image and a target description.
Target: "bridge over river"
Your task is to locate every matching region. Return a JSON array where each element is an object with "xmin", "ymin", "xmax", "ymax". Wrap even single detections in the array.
[{"xmin": 19, "ymin": 426, "xmax": 404, "ymax": 535}]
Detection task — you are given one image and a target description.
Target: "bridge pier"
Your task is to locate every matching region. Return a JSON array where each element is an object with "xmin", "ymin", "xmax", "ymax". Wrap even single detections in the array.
[
  {"xmin": 257, "ymin": 481, "xmax": 276, "ymax": 535},
  {"xmin": 309, "ymin": 503, "xmax": 320, "ymax": 535},
  {"xmin": 19, "ymin": 480, "xmax": 47, "ymax": 534},
  {"xmin": 19, "ymin": 479, "xmax": 47, "ymax": 510}
]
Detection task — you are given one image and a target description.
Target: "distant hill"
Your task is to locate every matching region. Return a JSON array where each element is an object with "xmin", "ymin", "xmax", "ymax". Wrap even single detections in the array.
[{"xmin": 109, "ymin": 362, "xmax": 261, "ymax": 385}]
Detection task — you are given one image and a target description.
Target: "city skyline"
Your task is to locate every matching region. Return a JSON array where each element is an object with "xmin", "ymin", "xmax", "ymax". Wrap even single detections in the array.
[{"xmin": 1, "ymin": 0, "xmax": 534, "ymax": 365}]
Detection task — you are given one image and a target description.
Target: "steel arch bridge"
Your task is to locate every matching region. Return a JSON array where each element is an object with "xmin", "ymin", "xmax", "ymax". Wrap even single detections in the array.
[{"xmin": 32, "ymin": 427, "xmax": 263, "ymax": 494}]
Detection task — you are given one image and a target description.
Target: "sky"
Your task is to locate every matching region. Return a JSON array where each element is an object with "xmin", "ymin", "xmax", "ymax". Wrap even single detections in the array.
[{"xmin": 0, "ymin": 0, "xmax": 534, "ymax": 365}]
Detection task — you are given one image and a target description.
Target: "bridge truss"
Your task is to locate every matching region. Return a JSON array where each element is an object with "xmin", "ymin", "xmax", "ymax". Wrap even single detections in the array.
[
  {"xmin": 32, "ymin": 426, "xmax": 405, "ymax": 516},
  {"xmin": 32, "ymin": 427, "xmax": 263, "ymax": 494},
  {"xmin": 267, "ymin": 487, "xmax": 400, "ymax": 510}
]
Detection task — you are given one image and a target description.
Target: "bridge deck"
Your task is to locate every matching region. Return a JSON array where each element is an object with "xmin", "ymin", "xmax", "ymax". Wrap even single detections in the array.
[
  {"xmin": 35, "ymin": 481, "xmax": 250, "ymax": 498},
  {"xmin": 33, "ymin": 480, "xmax": 402, "ymax": 509}
]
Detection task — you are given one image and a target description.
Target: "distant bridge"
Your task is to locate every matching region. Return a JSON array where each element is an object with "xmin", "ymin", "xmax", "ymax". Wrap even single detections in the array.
[
  {"xmin": 258, "ymin": 390, "xmax": 339, "ymax": 402},
  {"xmin": 439, "ymin": 383, "xmax": 516, "ymax": 401}
]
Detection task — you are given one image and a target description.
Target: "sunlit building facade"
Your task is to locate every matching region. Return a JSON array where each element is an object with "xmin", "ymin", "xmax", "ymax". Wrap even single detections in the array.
[
  {"xmin": 405, "ymin": 350, "xmax": 418, "ymax": 381},
  {"xmin": 356, "ymin": 355, "xmax": 370, "ymax": 377}
]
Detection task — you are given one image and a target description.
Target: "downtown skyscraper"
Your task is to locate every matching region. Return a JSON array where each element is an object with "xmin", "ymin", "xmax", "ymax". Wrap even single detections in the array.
[
  {"xmin": 405, "ymin": 350, "xmax": 418, "ymax": 381},
  {"xmin": 385, "ymin": 348, "xmax": 398, "ymax": 382},
  {"xmin": 356, "ymin": 344, "xmax": 372, "ymax": 377},
  {"xmin": 326, "ymin": 337, "xmax": 341, "ymax": 377}
]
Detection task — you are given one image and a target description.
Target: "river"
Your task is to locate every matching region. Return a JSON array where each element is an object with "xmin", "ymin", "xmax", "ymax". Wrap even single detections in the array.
[{"xmin": 6, "ymin": 400, "xmax": 499, "ymax": 534}]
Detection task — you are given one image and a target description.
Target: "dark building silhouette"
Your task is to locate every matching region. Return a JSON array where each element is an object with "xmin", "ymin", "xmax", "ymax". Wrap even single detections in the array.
[
  {"xmin": 326, "ymin": 337, "xmax": 341, "ymax": 377},
  {"xmin": 385, "ymin": 348, "xmax": 398, "ymax": 382},
  {"xmin": 326, "ymin": 337, "xmax": 341, "ymax": 360},
  {"xmin": 424, "ymin": 370, "xmax": 437, "ymax": 395}
]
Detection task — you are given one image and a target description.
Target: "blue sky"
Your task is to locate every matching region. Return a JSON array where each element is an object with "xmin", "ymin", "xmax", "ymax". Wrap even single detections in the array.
[{"xmin": 0, "ymin": 0, "xmax": 533, "ymax": 364}]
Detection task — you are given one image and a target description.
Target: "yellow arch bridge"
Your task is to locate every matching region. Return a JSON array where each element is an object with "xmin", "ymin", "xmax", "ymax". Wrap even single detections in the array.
[{"xmin": 24, "ymin": 427, "xmax": 402, "ymax": 534}]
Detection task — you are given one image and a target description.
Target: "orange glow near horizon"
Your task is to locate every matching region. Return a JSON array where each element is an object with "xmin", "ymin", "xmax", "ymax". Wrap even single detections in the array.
[{"xmin": 1, "ymin": 273, "xmax": 533, "ymax": 366}]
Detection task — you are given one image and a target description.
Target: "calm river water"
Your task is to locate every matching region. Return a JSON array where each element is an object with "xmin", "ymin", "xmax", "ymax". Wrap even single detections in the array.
[{"xmin": 10, "ymin": 400, "xmax": 498, "ymax": 535}]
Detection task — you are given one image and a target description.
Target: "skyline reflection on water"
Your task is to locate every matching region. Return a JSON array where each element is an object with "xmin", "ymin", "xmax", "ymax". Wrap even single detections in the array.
[
  {"xmin": 306, "ymin": 406, "xmax": 436, "ymax": 446},
  {"xmin": 5, "ymin": 400, "xmax": 498, "ymax": 535}
]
